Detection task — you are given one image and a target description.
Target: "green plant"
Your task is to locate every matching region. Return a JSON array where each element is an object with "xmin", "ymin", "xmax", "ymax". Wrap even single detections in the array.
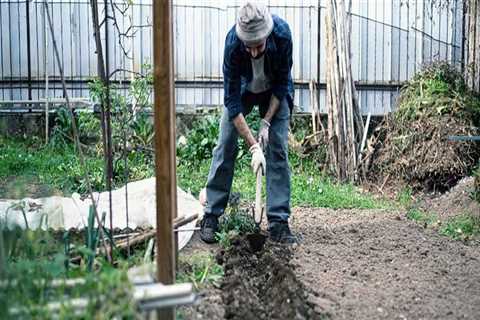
[
  {"xmin": 131, "ymin": 113, "xmax": 154, "ymax": 148},
  {"xmin": 406, "ymin": 209, "xmax": 438, "ymax": 225},
  {"xmin": 83, "ymin": 206, "xmax": 106, "ymax": 272},
  {"xmin": 215, "ymin": 230, "xmax": 237, "ymax": 248},
  {"xmin": 213, "ymin": 206, "xmax": 257, "ymax": 249},
  {"xmin": 0, "ymin": 216, "xmax": 138, "ymax": 318},
  {"xmin": 440, "ymin": 214, "xmax": 480, "ymax": 240},
  {"xmin": 474, "ymin": 165, "xmax": 480, "ymax": 203},
  {"xmin": 77, "ymin": 111, "xmax": 101, "ymax": 143},
  {"xmin": 177, "ymin": 253, "xmax": 223, "ymax": 290},
  {"xmin": 1, "ymin": 262, "xmax": 137, "ymax": 319},
  {"xmin": 218, "ymin": 208, "xmax": 256, "ymax": 235},
  {"xmin": 395, "ymin": 62, "xmax": 480, "ymax": 124},
  {"xmin": 177, "ymin": 114, "xmax": 221, "ymax": 165},
  {"xmin": 0, "ymin": 137, "xmax": 154, "ymax": 196},
  {"xmin": 397, "ymin": 186, "xmax": 413, "ymax": 208},
  {"xmin": 50, "ymin": 106, "xmax": 75, "ymax": 146}
]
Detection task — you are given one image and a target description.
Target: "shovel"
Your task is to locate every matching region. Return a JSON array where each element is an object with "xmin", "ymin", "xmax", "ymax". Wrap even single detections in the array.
[{"xmin": 246, "ymin": 140, "xmax": 267, "ymax": 252}]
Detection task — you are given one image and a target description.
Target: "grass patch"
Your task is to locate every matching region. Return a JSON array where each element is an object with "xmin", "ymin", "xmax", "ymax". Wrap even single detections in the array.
[
  {"xmin": 1, "ymin": 121, "xmax": 388, "ymax": 211},
  {"xmin": 0, "ymin": 136, "xmax": 153, "ymax": 197},
  {"xmin": 178, "ymin": 156, "xmax": 389, "ymax": 210},
  {"xmin": 396, "ymin": 186, "xmax": 413, "ymax": 208},
  {"xmin": 440, "ymin": 214, "xmax": 480, "ymax": 240},
  {"xmin": 406, "ymin": 208, "xmax": 480, "ymax": 241},
  {"xmin": 406, "ymin": 209, "xmax": 438, "ymax": 225},
  {"xmin": 177, "ymin": 253, "xmax": 223, "ymax": 290}
]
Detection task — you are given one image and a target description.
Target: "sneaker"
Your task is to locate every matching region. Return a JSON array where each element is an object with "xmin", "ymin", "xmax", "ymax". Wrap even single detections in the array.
[
  {"xmin": 200, "ymin": 215, "xmax": 219, "ymax": 244},
  {"xmin": 268, "ymin": 221, "xmax": 297, "ymax": 244}
]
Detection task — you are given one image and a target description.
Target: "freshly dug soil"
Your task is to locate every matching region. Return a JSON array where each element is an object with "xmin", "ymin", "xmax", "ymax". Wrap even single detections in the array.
[
  {"xmin": 218, "ymin": 236, "xmax": 322, "ymax": 320},
  {"xmin": 292, "ymin": 207, "xmax": 480, "ymax": 319},
  {"xmin": 180, "ymin": 206, "xmax": 480, "ymax": 319}
]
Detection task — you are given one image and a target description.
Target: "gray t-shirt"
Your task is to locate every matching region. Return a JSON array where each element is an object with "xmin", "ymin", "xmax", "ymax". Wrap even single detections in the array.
[{"xmin": 246, "ymin": 54, "xmax": 272, "ymax": 94}]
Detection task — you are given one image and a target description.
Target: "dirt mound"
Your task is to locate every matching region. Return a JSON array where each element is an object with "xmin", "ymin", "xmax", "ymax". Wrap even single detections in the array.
[
  {"xmin": 368, "ymin": 63, "xmax": 480, "ymax": 192},
  {"xmin": 218, "ymin": 236, "xmax": 322, "ymax": 320},
  {"xmin": 419, "ymin": 176, "xmax": 480, "ymax": 220}
]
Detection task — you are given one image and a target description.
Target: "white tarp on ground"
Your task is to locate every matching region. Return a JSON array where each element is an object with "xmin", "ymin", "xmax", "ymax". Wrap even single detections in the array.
[{"xmin": 0, "ymin": 178, "xmax": 203, "ymax": 250}]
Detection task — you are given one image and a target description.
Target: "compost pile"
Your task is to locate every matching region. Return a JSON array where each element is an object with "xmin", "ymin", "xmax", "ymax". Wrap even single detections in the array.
[{"xmin": 368, "ymin": 63, "xmax": 480, "ymax": 191}]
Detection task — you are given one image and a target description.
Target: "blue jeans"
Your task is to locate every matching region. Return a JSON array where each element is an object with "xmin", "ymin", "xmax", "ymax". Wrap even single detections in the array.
[{"xmin": 204, "ymin": 91, "xmax": 291, "ymax": 223}]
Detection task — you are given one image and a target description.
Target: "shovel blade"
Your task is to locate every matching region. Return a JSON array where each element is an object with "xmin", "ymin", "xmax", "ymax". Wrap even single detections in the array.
[{"xmin": 246, "ymin": 232, "xmax": 267, "ymax": 253}]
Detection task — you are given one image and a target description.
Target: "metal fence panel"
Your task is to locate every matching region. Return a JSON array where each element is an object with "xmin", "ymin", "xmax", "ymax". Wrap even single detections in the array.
[{"xmin": 0, "ymin": 0, "xmax": 465, "ymax": 115}]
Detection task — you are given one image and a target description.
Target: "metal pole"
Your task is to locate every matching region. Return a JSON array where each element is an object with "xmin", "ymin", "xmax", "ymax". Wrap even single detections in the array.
[
  {"xmin": 44, "ymin": 0, "xmax": 49, "ymax": 144},
  {"xmin": 26, "ymin": 0, "xmax": 32, "ymax": 104},
  {"xmin": 153, "ymin": 0, "xmax": 176, "ymax": 319}
]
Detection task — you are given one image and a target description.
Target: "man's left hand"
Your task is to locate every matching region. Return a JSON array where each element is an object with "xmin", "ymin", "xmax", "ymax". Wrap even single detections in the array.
[{"xmin": 258, "ymin": 119, "xmax": 270, "ymax": 147}]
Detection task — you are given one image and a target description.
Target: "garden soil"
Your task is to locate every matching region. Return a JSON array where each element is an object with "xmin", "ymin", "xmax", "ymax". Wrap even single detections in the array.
[{"xmin": 180, "ymin": 207, "xmax": 480, "ymax": 319}]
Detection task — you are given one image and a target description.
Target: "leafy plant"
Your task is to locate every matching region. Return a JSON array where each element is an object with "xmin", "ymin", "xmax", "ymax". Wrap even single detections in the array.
[
  {"xmin": 406, "ymin": 209, "xmax": 438, "ymax": 226},
  {"xmin": 50, "ymin": 106, "xmax": 75, "ymax": 146},
  {"xmin": 131, "ymin": 113, "xmax": 154, "ymax": 148},
  {"xmin": 474, "ymin": 165, "xmax": 480, "ymax": 203},
  {"xmin": 218, "ymin": 208, "xmax": 256, "ymax": 235},
  {"xmin": 440, "ymin": 214, "xmax": 480, "ymax": 240},
  {"xmin": 214, "ymin": 206, "xmax": 257, "ymax": 248},
  {"xmin": 177, "ymin": 114, "xmax": 221, "ymax": 165},
  {"xmin": 177, "ymin": 253, "xmax": 224, "ymax": 290},
  {"xmin": 77, "ymin": 111, "xmax": 101, "ymax": 143},
  {"xmin": 396, "ymin": 186, "xmax": 413, "ymax": 208}
]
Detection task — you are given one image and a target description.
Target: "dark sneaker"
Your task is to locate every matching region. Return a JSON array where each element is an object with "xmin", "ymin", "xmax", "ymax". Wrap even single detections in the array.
[
  {"xmin": 268, "ymin": 221, "xmax": 297, "ymax": 244},
  {"xmin": 200, "ymin": 215, "xmax": 219, "ymax": 244}
]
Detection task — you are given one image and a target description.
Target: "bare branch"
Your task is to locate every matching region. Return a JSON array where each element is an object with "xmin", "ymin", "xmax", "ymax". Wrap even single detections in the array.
[{"xmin": 108, "ymin": 68, "xmax": 145, "ymax": 80}]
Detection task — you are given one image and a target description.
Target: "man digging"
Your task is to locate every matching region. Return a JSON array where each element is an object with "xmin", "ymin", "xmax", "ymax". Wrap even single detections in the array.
[{"xmin": 199, "ymin": 2, "xmax": 296, "ymax": 244}]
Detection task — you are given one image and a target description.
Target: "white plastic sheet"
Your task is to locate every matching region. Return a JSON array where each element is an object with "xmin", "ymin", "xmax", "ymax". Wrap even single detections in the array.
[{"xmin": 0, "ymin": 178, "xmax": 203, "ymax": 250}]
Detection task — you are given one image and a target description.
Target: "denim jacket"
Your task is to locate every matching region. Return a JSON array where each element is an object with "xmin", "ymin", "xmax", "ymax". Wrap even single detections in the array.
[{"xmin": 223, "ymin": 15, "xmax": 294, "ymax": 120}]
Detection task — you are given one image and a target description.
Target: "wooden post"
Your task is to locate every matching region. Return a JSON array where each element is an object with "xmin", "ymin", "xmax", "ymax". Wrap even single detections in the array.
[
  {"xmin": 325, "ymin": 0, "xmax": 363, "ymax": 182},
  {"xmin": 464, "ymin": 0, "xmax": 480, "ymax": 93},
  {"xmin": 153, "ymin": 1, "xmax": 176, "ymax": 319}
]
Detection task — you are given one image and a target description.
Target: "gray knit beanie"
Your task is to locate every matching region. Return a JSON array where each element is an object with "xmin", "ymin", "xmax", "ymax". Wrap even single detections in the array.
[{"xmin": 236, "ymin": 2, "xmax": 273, "ymax": 45}]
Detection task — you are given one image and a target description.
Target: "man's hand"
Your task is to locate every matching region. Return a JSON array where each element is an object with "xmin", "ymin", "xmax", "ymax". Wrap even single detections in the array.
[
  {"xmin": 258, "ymin": 119, "xmax": 270, "ymax": 148},
  {"xmin": 249, "ymin": 143, "xmax": 266, "ymax": 174}
]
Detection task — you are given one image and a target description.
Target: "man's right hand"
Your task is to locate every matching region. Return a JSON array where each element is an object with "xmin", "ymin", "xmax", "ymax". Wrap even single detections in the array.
[{"xmin": 249, "ymin": 143, "xmax": 266, "ymax": 175}]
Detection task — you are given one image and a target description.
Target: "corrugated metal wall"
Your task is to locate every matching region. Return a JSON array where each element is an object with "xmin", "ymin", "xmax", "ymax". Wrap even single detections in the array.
[{"xmin": 0, "ymin": 0, "xmax": 464, "ymax": 114}]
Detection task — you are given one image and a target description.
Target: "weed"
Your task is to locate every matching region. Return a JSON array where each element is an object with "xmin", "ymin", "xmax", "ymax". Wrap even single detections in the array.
[
  {"xmin": 0, "ymin": 218, "xmax": 138, "ymax": 318},
  {"xmin": 0, "ymin": 138, "xmax": 153, "ymax": 196},
  {"xmin": 440, "ymin": 214, "xmax": 480, "ymax": 240},
  {"xmin": 177, "ymin": 114, "xmax": 220, "ymax": 165},
  {"xmin": 212, "ymin": 204, "xmax": 257, "ymax": 249},
  {"xmin": 395, "ymin": 62, "xmax": 480, "ymax": 124},
  {"xmin": 215, "ymin": 230, "xmax": 238, "ymax": 248},
  {"xmin": 397, "ymin": 186, "xmax": 413, "ymax": 208},
  {"xmin": 177, "ymin": 253, "xmax": 224, "ymax": 290},
  {"xmin": 218, "ymin": 207, "xmax": 256, "ymax": 235},
  {"xmin": 406, "ymin": 209, "xmax": 438, "ymax": 225},
  {"xmin": 474, "ymin": 165, "xmax": 480, "ymax": 203}
]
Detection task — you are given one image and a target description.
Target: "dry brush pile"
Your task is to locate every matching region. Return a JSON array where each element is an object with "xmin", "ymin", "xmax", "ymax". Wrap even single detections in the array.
[{"xmin": 367, "ymin": 63, "xmax": 480, "ymax": 192}]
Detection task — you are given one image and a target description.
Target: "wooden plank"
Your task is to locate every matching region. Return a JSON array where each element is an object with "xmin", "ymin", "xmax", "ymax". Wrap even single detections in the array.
[
  {"xmin": 153, "ymin": 0, "xmax": 176, "ymax": 319},
  {"xmin": 475, "ymin": 0, "xmax": 480, "ymax": 92}
]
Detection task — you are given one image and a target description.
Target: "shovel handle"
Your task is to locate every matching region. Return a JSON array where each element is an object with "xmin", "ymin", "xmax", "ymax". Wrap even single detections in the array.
[{"xmin": 254, "ymin": 166, "xmax": 264, "ymax": 225}]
